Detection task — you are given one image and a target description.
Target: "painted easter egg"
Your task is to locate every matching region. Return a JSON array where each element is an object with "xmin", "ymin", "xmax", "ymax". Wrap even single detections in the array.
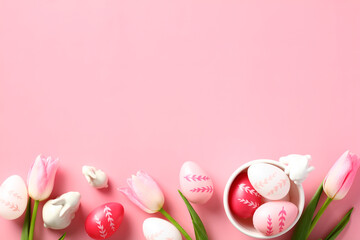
[
  {"xmin": 248, "ymin": 163, "xmax": 290, "ymax": 200},
  {"xmin": 253, "ymin": 201, "xmax": 298, "ymax": 236},
  {"xmin": 0, "ymin": 175, "xmax": 28, "ymax": 220},
  {"xmin": 228, "ymin": 172, "xmax": 262, "ymax": 219},
  {"xmin": 179, "ymin": 161, "xmax": 214, "ymax": 204},
  {"xmin": 143, "ymin": 217, "xmax": 182, "ymax": 240},
  {"xmin": 85, "ymin": 202, "xmax": 124, "ymax": 239}
]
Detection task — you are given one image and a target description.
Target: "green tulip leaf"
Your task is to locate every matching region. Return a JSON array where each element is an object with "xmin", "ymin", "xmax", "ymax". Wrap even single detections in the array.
[
  {"xmin": 21, "ymin": 197, "xmax": 31, "ymax": 240},
  {"xmin": 324, "ymin": 208, "xmax": 353, "ymax": 240},
  {"xmin": 58, "ymin": 233, "xmax": 66, "ymax": 240},
  {"xmin": 292, "ymin": 183, "xmax": 323, "ymax": 240},
  {"xmin": 178, "ymin": 190, "xmax": 208, "ymax": 240}
]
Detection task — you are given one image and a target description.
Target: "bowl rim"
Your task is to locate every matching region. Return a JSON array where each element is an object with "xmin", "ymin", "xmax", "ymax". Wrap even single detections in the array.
[{"xmin": 223, "ymin": 159, "xmax": 305, "ymax": 239}]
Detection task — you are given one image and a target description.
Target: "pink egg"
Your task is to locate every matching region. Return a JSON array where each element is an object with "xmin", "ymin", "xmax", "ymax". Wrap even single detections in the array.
[
  {"xmin": 85, "ymin": 202, "xmax": 124, "ymax": 239},
  {"xmin": 253, "ymin": 201, "xmax": 298, "ymax": 236},
  {"xmin": 228, "ymin": 172, "xmax": 262, "ymax": 219},
  {"xmin": 179, "ymin": 161, "xmax": 214, "ymax": 204}
]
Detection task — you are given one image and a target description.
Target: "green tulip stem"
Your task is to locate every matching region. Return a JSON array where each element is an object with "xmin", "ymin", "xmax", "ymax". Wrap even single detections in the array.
[
  {"xmin": 307, "ymin": 197, "xmax": 333, "ymax": 239},
  {"xmin": 159, "ymin": 208, "xmax": 192, "ymax": 240},
  {"xmin": 29, "ymin": 200, "xmax": 40, "ymax": 240}
]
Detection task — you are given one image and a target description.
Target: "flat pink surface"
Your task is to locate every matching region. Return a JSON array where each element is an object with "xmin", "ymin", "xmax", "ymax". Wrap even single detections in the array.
[{"xmin": 1, "ymin": 1, "xmax": 360, "ymax": 239}]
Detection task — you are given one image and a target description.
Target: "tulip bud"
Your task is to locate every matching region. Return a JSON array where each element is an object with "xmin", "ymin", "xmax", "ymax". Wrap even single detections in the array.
[
  {"xmin": 323, "ymin": 150, "xmax": 360, "ymax": 200},
  {"xmin": 118, "ymin": 171, "xmax": 164, "ymax": 213},
  {"xmin": 28, "ymin": 155, "xmax": 59, "ymax": 201}
]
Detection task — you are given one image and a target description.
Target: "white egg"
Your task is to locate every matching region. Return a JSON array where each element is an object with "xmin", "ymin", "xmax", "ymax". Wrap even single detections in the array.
[
  {"xmin": 248, "ymin": 163, "xmax": 290, "ymax": 200},
  {"xmin": 179, "ymin": 161, "xmax": 214, "ymax": 204},
  {"xmin": 0, "ymin": 175, "xmax": 28, "ymax": 220},
  {"xmin": 143, "ymin": 217, "xmax": 182, "ymax": 240}
]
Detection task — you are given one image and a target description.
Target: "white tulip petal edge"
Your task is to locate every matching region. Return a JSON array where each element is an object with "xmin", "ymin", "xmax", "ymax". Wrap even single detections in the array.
[
  {"xmin": 279, "ymin": 154, "xmax": 315, "ymax": 185},
  {"xmin": 82, "ymin": 166, "xmax": 108, "ymax": 189},
  {"xmin": 42, "ymin": 192, "xmax": 81, "ymax": 230}
]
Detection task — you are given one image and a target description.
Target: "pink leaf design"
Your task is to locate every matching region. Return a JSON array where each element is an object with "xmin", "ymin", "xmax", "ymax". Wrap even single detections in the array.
[
  {"xmin": 94, "ymin": 215, "xmax": 107, "ymax": 239},
  {"xmin": 278, "ymin": 206, "xmax": 287, "ymax": 232},
  {"xmin": 190, "ymin": 186, "xmax": 213, "ymax": 193},
  {"xmin": 238, "ymin": 199, "xmax": 260, "ymax": 208},
  {"xmin": 148, "ymin": 230, "xmax": 163, "ymax": 240},
  {"xmin": 104, "ymin": 206, "xmax": 116, "ymax": 232},
  {"xmin": 266, "ymin": 215, "xmax": 273, "ymax": 236},
  {"xmin": 184, "ymin": 175, "xmax": 210, "ymax": 182},
  {"xmin": 0, "ymin": 198, "xmax": 19, "ymax": 211},
  {"xmin": 8, "ymin": 190, "xmax": 22, "ymax": 200},
  {"xmin": 253, "ymin": 172, "xmax": 277, "ymax": 190},
  {"xmin": 266, "ymin": 178, "xmax": 288, "ymax": 196},
  {"xmin": 266, "ymin": 190, "xmax": 274, "ymax": 196},
  {"xmin": 238, "ymin": 184, "xmax": 261, "ymax": 197}
]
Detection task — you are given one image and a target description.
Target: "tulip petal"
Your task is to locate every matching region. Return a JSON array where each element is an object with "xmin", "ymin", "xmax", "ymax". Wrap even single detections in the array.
[
  {"xmin": 118, "ymin": 187, "xmax": 153, "ymax": 213},
  {"xmin": 42, "ymin": 158, "xmax": 59, "ymax": 200},
  {"xmin": 28, "ymin": 155, "xmax": 59, "ymax": 201},
  {"xmin": 119, "ymin": 171, "xmax": 165, "ymax": 214},
  {"xmin": 323, "ymin": 151, "xmax": 360, "ymax": 200},
  {"xmin": 36, "ymin": 156, "xmax": 49, "ymax": 194},
  {"xmin": 137, "ymin": 171, "xmax": 162, "ymax": 190},
  {"xmin": 28, "ymin": 155, "xmax": 47, "ymax": 199},
  {"xmin": 332, "ymin": 152, "xmax": 360, "ymax": 200},
  {"xmin": 323, "ymin": 155, "xmax": 351, "ymax": 199},
  {"xmin": 131, "ymin": 174, "xmax": 164, "ymax": 213}
]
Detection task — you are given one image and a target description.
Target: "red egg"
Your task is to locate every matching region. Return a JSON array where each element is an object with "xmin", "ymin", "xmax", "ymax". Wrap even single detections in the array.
[
  {"xmin": 228, "ymin": 172, "xmax": 262, "ymax": 219},
  {"xmin": 85, "ymin": 202, "xmax": 124, "ymax": 239}
]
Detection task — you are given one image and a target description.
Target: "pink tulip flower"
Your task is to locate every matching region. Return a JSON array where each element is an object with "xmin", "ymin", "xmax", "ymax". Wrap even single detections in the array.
[
  {"xmin": 323, "ymin": 150, "xmax": 360, "ymax": 200},
  {"xmin": 28, "ymin": 155, "xmax": 59, "ymax": 201},
  {"xmin": 118, "ymin": 171, "xmax": 164, "ymax": 213}
]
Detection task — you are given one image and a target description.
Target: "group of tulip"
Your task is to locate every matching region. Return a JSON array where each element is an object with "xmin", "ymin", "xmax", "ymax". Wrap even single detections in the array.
[
  {"xmin": 23, "ymin": 155, "xmax": 65, "ymax": 240},
  {"xmin": 292, "ymin": 150, "xmax": 360, "ymax": 240},
  {"xmin": 12, "ymin": 150, "xmax": 360, "ymax": 240},
  {"xmin": 24, "ymin": 158, "xmax": 208, "ymax": 240}
]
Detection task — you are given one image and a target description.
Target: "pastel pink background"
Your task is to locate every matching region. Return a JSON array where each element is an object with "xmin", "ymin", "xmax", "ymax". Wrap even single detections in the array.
[{"xmin": 1, "ymin": 1, "xmax": 360, "ymax": 239}]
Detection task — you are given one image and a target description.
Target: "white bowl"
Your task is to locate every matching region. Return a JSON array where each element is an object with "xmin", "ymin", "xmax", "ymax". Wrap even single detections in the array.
[{"xmin": 223, "ymin": 159, "xmax": 305, "ymax": 239}]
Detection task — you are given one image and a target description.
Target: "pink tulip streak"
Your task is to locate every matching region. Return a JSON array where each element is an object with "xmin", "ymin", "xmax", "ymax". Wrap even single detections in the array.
[
  {"xmin": 28, "ymin": 154, "xmax": 59, "ymax": 240},
  {"xmin": 323, "ymin": 150, "xmax": 360, "ymax": 200},
  {"xmin": 28, "ymin": 155, "xmax": 59, "ymax": 201},
  {"xmin": 307, "ymin": 150, "xmax": 360, "ymax": 239}
]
